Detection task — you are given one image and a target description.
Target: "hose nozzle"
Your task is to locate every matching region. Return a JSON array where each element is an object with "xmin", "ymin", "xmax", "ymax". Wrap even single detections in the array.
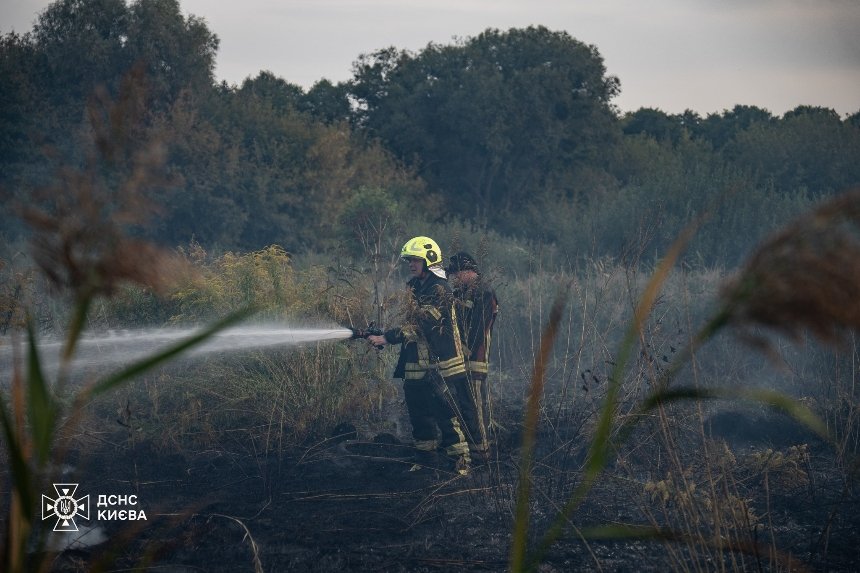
[{"xmin": 348, "ymin": 322, "xmax": 384, "ymax": 348}]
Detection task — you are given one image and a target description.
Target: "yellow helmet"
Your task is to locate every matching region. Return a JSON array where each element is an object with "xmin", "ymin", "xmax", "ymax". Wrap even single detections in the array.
[{"xmin": 400, "ymin": 236, "xmax": 442, "ymax": 267}]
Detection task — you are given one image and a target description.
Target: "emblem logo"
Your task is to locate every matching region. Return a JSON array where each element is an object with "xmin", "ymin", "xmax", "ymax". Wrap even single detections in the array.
[{"xmin": 42, "ymin": 483, "xmax": 90, "ymax": 532}]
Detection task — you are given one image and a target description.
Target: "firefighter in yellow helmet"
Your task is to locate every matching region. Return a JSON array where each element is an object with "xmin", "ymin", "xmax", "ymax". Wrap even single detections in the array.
[{"xmin": 367, "ymin": 236, "xmax": 471, "ymax": 475}]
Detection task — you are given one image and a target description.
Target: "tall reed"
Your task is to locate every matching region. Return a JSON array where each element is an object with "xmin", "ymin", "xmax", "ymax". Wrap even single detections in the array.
[{"xmin": 508, "ymin": 191, "xmax": 860, "ymax": 571}]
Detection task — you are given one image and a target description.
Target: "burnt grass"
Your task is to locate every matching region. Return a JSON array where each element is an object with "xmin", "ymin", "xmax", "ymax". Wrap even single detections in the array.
[{"xmin": 27, "ymin": 417, "xmax": 860, "ymax": 573}]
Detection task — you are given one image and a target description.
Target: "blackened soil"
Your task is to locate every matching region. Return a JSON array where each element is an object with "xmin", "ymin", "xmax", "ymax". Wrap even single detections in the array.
[
  {"xmin": 34, "ymin": 436, "xmax": 670, "ymax": 573},
  {"xmin": 30, "ymin": 435, "xmax": 860, "ymax": 573}
]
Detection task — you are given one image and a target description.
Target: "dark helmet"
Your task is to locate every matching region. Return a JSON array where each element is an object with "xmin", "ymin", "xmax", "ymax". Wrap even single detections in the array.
[{"xmin": 446, "ymin": 252, "xmax": 480, "ymax": 275}]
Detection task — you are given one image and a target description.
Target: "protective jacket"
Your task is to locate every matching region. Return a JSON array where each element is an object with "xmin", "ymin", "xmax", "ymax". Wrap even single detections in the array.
[
  {"xmin": 383, "ymin": 273, "xmax": 467, "ymax": 383},
  {"xmin": 454, "ymin": 281, "xmax": 499, "ymax": 382}
]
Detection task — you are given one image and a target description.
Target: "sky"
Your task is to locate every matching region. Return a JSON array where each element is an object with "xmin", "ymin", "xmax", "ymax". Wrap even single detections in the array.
[{"xmin": 3, "ymin": 0, "xmax": 860, "ymax": 117}]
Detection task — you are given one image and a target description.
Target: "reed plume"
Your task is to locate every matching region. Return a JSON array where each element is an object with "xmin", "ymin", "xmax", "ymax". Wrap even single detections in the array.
[{"xmin": 720, "ymin": 190, "xmax": 860, "ymax": 345}]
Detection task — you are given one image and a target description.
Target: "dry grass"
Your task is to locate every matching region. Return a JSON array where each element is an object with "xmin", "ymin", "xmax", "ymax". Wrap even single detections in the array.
[{"xmin": 500, "ymin": 192, "xmax": 860, "ymax": 572}]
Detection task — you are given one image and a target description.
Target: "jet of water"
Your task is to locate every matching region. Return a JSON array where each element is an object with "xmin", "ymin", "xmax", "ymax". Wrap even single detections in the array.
[{"xmin": 0, "ymin": 325, "xmax": 355, "ymax": 375}]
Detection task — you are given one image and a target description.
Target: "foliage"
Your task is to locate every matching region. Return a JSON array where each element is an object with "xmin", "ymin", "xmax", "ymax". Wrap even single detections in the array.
[
  {"xmin": 148, "ymin": 80, "xmax": 423, "ymax": 251},
  {"xmin": 3, "ymin": 5, "xmax": 859, "ymax": 267},
  {"xmin": 167, "ymin": 243, "xmax": 348, "ymax": 323},
  {"xmin": 349, "ymin": 26, "xmax": 621, "ymax": 227},
  {"xmin": 726, "ymin": 106, "xmax": 860, "ymax": 195},
  {"xmin": 621, "ymin": 107, "xmax": 688, "ymax": 146},
  {"xmin": 0, "ymin": 67, "xmax": 252, "ymax": 572}
]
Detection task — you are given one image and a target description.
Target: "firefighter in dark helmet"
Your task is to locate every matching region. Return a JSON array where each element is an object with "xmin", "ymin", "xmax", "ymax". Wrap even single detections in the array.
[
  {"xmin": 367, "ymin": 236, "xmax": 472, "ymax": 475},
  {"xmin": 446, "ymin": 252, "xmax": 499, "ymax": 459}
]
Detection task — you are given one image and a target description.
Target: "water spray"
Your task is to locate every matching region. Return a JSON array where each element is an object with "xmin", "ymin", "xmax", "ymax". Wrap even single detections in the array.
[{"xmin": 0, "ymin": 324, "xmax": 358, "ymax": 375}]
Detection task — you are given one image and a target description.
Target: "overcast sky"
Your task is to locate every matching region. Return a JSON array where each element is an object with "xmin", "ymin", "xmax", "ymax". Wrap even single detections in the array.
[{"xmin": 4, "ymin": 0, "xmax": 860, "ymax": 117}]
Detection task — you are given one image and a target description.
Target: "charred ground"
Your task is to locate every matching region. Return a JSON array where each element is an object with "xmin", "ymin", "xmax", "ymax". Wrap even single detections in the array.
[{"xmin": 20, "ymin": 409, "xmax": 859, "ymax": 573}]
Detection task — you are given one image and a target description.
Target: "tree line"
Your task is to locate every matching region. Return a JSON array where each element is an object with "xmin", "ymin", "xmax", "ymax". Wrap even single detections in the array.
[{"xmin": 3, "ymin": 0, "xmax": 859, "ymax": 267}]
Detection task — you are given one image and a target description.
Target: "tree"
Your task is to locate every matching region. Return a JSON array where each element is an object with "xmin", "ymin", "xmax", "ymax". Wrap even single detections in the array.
[
  {"xmin": 698, "ymin": 105, "xmax": 774, "ymax": 149},
  {"xmin": 782, "ymin": 105, "xmax": 841, "ymax": 122},
  {"xmin": 301, "ymin": 79, "xmax": 351, "ymax": 124},
  {"xmin": 31, "ymin": 0, "xmax": 130, "ymax": 105},
  {"xmin": 125, "ymin": 0, "xmax": 218, "ymax": 108},
  {"xmin": 238, "ymin": 71, "xmax": 304, "ymax": 112},
  {"xmin": 727, "ymin": 105, "xmax": 860, "ymax": 195},
  {"xmin": 26, "ymin": 0, "xmax": 217, "ymax": 113},
  {"xmin": 348, "ymin": 26, "xmax": 621, "ymax": 225},
  {"xmin": 149, "ymin": 80, "xmax": 423, "ymax": 251},
  {"xmin": 238, "ymin": 74, "xmax": 352, "ymax": 124},
  {"xmin": 0, "ymin": 33, "xmax": 41, "ymax": 166},
  {"xmin": 1, "ymin": 0, "xmax": 223, "ymax": 239},
  {"xmin": 621, "ymin": 108, "xmax": 685, "ymax": 145}
]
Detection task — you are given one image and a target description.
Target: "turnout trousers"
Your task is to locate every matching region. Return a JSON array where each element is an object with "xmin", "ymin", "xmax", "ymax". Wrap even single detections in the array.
[
  {"xmin": 453, "ymin": 376, "xmax": 489, "ymax": 455},
  {"xmin": 403, "ymin": 370, "xmax": 470, "ymax": 460}
]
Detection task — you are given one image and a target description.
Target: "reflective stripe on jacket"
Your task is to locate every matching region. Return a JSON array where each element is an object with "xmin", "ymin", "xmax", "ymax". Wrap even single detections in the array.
[
  {"xmin": 453, "ymin": 283, "xmax": 498, "ymax": 381},
  {"xmin": 385, "ymin": 273, "xmax": 467, "ymax": 383}
]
